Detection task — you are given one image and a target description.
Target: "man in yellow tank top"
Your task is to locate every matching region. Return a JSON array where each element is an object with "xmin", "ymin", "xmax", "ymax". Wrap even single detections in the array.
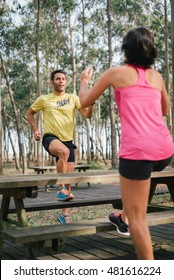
[{"xmin": 27, "ymin": 70, "xmax": 93, "ymax": 224}]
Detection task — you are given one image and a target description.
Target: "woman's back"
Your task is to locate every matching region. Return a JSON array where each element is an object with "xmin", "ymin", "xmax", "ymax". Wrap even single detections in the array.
[
  {"xmin": 111, "ymin": 65, "xmax": 163, "ymax": 91},
  {"xmin": 114, "ymin": 64, "xmax": 174, "ymax": 160}
]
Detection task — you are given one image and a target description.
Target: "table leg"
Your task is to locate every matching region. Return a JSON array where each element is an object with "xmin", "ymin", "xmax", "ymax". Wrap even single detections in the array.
[
  {"xmin": 149, "ymin": 177, "xmax": 174, "ymax": 203},
  {"xmin": 0, "ymin": 196, "xmax": 10, "ymax": 220},
  {"xmin": 165, "ymin": 178, "xmax": 174, "ymax": 202},
  {"xmin": 148, "ymin": 181, "xmax": 157, "ymax": 203},
  {"xmin": 52, "ymin": 238, "xmax": 64, "ymax": 251},
  {"xmin": 24, "ymin": 243, "xmax": 36, "ymax": 259},
  {"xmin": 76, "ymin": 168, "xmax": 91, "ymax": 188},
  {"xmin": 0, "ymin": 222, "xmax": 4, "ymax": 259},
  {"xmin": 14, "ymin": 198, "xmax": 28, "ymax": 227}
]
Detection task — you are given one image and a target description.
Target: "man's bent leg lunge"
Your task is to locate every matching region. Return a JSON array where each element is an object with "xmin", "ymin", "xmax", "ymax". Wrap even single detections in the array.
[{"xmin": 48, "ymin": 139, "xmax": 75, "ymax": 224}]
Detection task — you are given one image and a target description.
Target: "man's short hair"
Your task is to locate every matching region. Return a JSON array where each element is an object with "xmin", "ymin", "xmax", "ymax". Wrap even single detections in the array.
[{"xmin": 50, "ymin": 70, "xmax": 66, "ymax": 81}]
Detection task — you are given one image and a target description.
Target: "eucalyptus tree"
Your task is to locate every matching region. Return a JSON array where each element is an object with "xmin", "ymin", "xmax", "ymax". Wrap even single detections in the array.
[
  {"xmin": 107, "ymin": 0, "xmax": 117, "ymax": 168},
  {"xmin": 170, "ymin": 0, "xmax": 174, "ymax": 136},
  {"xmin": 1, "ymin": 0, "xmax": 171, "ymax": 169},
  {"xmin": 0, "ymin": 67, "xmax": 2, "ymax": 175},
  {"xmin": 110, "ymin": 0, "xmax": 173, "ymax": 141},
  {"xmin": 0, "ymin": 0, "xmax": 29, "ymax": 172}
]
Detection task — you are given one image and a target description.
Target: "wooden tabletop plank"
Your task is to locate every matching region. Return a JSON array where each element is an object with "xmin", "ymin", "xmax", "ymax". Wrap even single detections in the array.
[
  {"xmin": 0, "ymin": 170, "xmax": 119, "ymax": 189},
  {"xmin": 0, "ymin": 168, "xmax": 174, "ymax": 189}
]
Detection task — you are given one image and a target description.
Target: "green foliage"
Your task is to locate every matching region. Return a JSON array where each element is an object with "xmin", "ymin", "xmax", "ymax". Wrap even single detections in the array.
[
  {"xmin": 89, "ymin": 161, "xmax": 103, "ymax": 170},
  {"xmin": 1, "ymin": 0, "xmax": 173, "ymax": 160}
]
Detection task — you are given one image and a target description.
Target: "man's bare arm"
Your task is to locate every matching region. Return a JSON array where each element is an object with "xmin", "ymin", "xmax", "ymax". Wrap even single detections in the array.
[{"xmin": 27, "ymin": 108, "xmax": 41, "ymax": 141}]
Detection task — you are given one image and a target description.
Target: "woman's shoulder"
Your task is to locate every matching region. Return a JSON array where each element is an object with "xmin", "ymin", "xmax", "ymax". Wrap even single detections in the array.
[
  {"xmin": 146, "ymin": 68, "xmax": 164, "ymax": 88},
  {"xmin": 109, "ymin": 65, "xmax": 138, "ymax": 88}
]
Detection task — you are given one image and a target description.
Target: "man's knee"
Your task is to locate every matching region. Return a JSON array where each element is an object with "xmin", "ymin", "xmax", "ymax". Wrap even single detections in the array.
[{"xmin": 58, "ymin": 148, "xmax": 70, "ymax": 161}]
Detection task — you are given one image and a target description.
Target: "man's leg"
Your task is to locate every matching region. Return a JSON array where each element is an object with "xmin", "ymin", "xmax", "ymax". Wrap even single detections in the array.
[
  {"xmin": 62, "ymin": 162, "xmax": 75, "ymax": 218},
  {"xmin": 48, "ymin": 138, "xmax": 75, "ymax": 223},
  {"xmin": 48, "ymin": 138, "xmax": 73, "ymax": 198},
  {"xmin": 49, "ymin": 139, "xmax": 69, "ymax": 174}
]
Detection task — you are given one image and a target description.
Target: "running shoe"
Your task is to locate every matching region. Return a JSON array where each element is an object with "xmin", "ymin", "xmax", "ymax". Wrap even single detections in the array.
[
  {"xmin": 57, "ymin": 186, "xmax": 74, "ymax": 201},
  {"xmin": 58, "ymin": 214, "xmax": 70, "ymax": 224},
  {"xmin": 109, "ymin": 212, "xmax": 130, "ymax": 237}
]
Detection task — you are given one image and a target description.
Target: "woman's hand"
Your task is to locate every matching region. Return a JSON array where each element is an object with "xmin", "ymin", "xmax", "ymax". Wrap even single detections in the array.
[{"xmin": 80, "ymin": 67, "xmax": 93, "ymax": 84}]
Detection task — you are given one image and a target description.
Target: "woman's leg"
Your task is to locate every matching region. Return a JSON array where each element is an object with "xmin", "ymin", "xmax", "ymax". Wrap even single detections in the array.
[
  {"xmin": 121, "ymin": 207, "xmax": 128, "ymax": 224},
  {"xmin": 120, "ymin": 175, "xmax": 154, "ymax": 260}
]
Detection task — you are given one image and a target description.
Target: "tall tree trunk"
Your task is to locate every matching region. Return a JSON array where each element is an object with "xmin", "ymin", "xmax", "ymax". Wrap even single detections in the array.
[
  {"xmin": 2, "ymin": 107, "xmax": 20, "ymax": 170},
  {"xmin": 0, "ymin": 54, "xmax": 27, "ymax": 173},
  {"xmin": 69, "ymin": 14, "xmax": 79, "ymax": 161},
  {"xmin": 81, "ymin": 0, "xmax": 91, "ymax": 163},
  {"xmin": 0, "ymin": 67, "xmax": 3, "ymax": 175},
  {"xmin": 86, "ymin": 119, "xmax": 91, "ymax": 163},
  {"xmin": 35, "ymin": 0, "xmax": 42, "ymax": 166},
  {"xmin": 170, "ymin": 0, "xmax": 174, "ymax": 137},
  {"xmin": 69, "ymin": 16, "xmax": 77, "ymax": 95},
  {"xmin": 164, "ymin": 0, "xmax": 172, "ymax": 132},
  {"xmin": 107, "ymin": 0, "xmax": 118, "ymax": 168}
]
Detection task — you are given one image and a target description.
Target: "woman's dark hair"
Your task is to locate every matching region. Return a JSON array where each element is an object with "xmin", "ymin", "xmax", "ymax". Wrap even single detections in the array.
[
  {"xmin": 50, "ymin": 69, "xmax": 66, "ymax": 81},
  {"xmin": 121, "ymin": 27, "xmax": 157, "ymax": 68}
]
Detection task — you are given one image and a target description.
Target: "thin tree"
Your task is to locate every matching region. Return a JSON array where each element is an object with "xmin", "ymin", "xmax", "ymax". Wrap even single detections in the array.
[
  {"xmin": 170, "ymin": 0, "xmax": 174, "ymax": 136},
  {"xmin": 81, "ymin": 0, "xmax": 91, "ymax": 163},
  {"xmin": 163, "ymin": 0, "xmax": 172, "ymax": 132},
  {"xmin": 107, "ymin": 0, "xmax": 118, "ymax": 168},
  {"xmin": 0, "ymin": 54, "xmax": 27, "ymax": 173},
  {"xmin": 0, "ymin": 66, "xmax": 3, "ymax": 175},
  {"xmin": 35, "ymin": 0, "xmax": 42, "ymax": 166},
  {"xmin": 2, "ymin": 106, "xmax": 20, "ymax": 170}
]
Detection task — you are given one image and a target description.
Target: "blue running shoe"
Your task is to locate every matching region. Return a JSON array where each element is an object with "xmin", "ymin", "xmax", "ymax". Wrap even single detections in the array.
[
  {"xmin": 58, "ymin": 214, "xmax": 70, "ymax": 224},
  {"xmin": 57, "ymin": 186, "xmax": 74, "ymax": 201}
]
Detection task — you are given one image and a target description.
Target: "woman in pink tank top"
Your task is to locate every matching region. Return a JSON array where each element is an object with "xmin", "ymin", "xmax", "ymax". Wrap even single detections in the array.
[{"xmin": 79, "ymin": 27, "xmax": 174, "ymax": 260}]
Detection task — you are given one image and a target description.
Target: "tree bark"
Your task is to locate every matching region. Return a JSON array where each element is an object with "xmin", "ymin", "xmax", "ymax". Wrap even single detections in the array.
[
  {"xmin": 35, "ymin": 0, "xmax": 42, "ymax": 166},
  {"xmin": 170, "ymin": 0, "xmax": 174, "ymax": 137},
  {"xmin": 81, "ymin": 0, "xmax": 91, "ymax": 163},
  {"xmin": 164, "ymin": 0, "xmax": 172, "ymax": 132},
  {"xmin": 0, "ymin": 67, "xmax": 3, "ymax": 175},
  {"xmin": 107, "ymin": 0, "xmax": 118, "ymax": 168},
  {"xmin": 0, "ymin": 54, "xmax": 27, "ymax": 173},
  {"xmin": 2, "ymin": 107, "xmax": 20, "ymax": 170}
]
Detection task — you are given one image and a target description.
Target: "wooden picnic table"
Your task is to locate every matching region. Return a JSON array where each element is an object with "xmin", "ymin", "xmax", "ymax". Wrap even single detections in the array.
[
  {"xmin": 28, "ymin": 164, "xmax": 90, "ymax": 174},
  {"xmin": 28, "ymin": 164, "xmax": 91, "ymax": 189},
  {"xmin": 0, "ymin": 169, "xmax": 174, "ymax": 259}
]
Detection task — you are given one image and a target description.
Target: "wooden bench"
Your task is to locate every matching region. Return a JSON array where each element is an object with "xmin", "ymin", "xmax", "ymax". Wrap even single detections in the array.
[
  {"xmin": 6, "ymin": 196, "xmax": 173, "ymax": 214},
  {"xmin": 7, "ymin": 197, "xmax": 122, "ymax": 213},
  {"xmin": 3, "ymin": 210, "xmax": 174, "ymax": 259}
]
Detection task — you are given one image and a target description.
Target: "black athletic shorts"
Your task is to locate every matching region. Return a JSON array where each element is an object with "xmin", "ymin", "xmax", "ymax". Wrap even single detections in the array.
[
  {"xmin": 119, "ymin": 155, "xmax": 173, "ymax": 180},
  {"xmin": 42, "ymin": 133, "xmax": 77, "ymax": 162}
]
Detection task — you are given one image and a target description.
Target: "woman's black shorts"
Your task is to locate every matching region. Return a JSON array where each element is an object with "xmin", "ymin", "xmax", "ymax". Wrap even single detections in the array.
[
  {"xmin": 119, "ymin": 155, "xmax": 173, "ymax": 180},
  {"xmin": 42, "ymin": 133, "xmax": 76, "ymax": 162}
]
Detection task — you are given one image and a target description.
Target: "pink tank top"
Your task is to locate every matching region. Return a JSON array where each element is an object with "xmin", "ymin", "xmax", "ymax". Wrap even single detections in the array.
[{"xmin": 114, "ymin": 65, "xmax": 174, "ymax": 160}]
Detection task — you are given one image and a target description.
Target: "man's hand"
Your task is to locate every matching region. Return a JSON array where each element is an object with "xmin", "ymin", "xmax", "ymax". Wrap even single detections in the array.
[{"xmin": 33, "ymin": 130, "xmax": 41, "ymax": 141}]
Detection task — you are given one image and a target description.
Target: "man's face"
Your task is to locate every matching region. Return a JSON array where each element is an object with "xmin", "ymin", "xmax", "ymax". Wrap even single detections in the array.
[{"xmin": 51, "ymin": 72, "xmax": 67, "ymax": 93}]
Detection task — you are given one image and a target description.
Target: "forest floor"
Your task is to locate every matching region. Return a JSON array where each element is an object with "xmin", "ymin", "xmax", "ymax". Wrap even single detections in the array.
[{"xmin": 1, "ymin": 160, "xmax": 174, "ymax": 226}]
